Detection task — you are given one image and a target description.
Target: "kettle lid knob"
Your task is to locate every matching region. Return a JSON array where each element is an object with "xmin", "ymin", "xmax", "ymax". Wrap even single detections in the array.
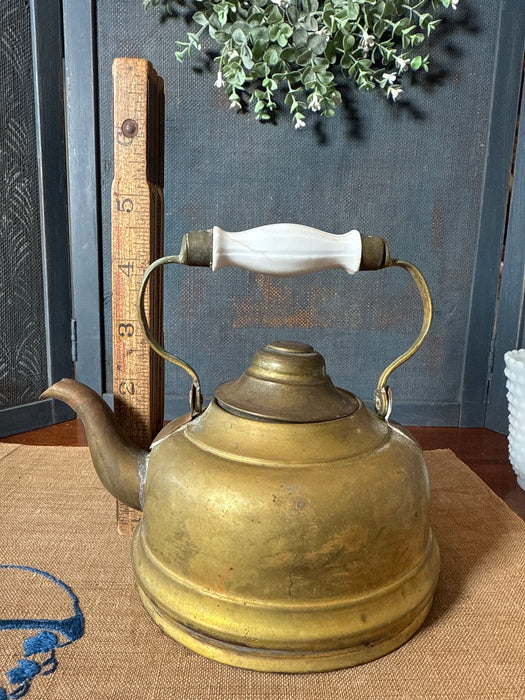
[{"xmin": 214, "ymin": 340, "xmax": 358, "ymax": 423}]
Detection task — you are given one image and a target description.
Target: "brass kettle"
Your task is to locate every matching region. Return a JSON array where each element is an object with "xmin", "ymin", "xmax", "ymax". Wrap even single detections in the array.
[{"xmin": 42, "ymin": 224, "xmax": 439, "ymax": 673}]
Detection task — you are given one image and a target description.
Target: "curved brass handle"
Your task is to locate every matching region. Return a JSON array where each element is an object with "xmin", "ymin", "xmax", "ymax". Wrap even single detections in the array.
[
  {"xmin": 137, "ymin": 228, "xmax": 432, "ymax": 421},
  {"xmin": 373, "ymin": 259, "xmax": 433, "ymax": 420},
  {"xmin": 137, "ymin": 255, "xmax": 203, "ymax": 417}
]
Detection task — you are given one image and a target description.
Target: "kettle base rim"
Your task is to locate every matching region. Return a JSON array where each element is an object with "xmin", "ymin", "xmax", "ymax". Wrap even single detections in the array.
[{"xmin": 136, "ymin": 583, "xmax": 436, "ymax": 673}]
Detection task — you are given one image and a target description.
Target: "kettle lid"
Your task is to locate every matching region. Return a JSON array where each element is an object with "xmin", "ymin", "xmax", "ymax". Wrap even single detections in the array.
[{"xmin": 214, "ymin": 340, "xmax": 358, "ymax": 423}]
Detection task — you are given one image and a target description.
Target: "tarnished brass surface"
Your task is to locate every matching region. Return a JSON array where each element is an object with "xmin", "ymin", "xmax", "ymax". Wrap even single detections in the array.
[
  {"xmin": 180, "ymin": 229, "xmax": 213, "ymax": 266},
  {"xmin": 40, "ymin": 379, "xmax": 147, "ymax": 512},
  {"xmin": 44, "ymin": 230, "xmax": 439, "ymax": 672},
  {"xmin": 132, "ymin": 398, "xmax": 439, "ymax": 672},
  {"xmin": 137, "ymin": 255, "xmax": 203, "ymax": 416},
  {"xmin": 215, "ymin": 340, "xmax": 358, "ymax": 422},
  {"xmin": 359, "ymin": 234, "xmax": 390, "ymax": 270},
  {"xmin": 373, "ymin": 259, "xmax": 433, "ymax": 419},
  {"xmin": 43, "ymin": 360, "xmax": 440, "ymax": 671}
]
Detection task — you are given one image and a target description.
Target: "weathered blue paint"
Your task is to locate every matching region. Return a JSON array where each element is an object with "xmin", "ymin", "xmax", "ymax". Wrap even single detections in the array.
[
  {"xmin": 459, "ymin": 0, "xmax": 525, "ymax": 427},
  {"xmin": 30, "ymin": 0, "xmax": 74, "ymax": 389},
  {"xmin": 485, "ymin": 80, "xmax": 525, "ymax": 434},
  {"xmin": 62, "ymin": 0, "xmax": 104, "ymax": 394},
  {"xmin": 0, "ymin": 401, "xmax": 73, "ymax": 440}
]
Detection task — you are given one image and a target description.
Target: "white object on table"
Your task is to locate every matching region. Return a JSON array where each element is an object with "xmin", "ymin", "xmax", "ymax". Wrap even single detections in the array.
[{"xmin": 504, "ymin": 348, "xmax": 525, "ymax": 491}]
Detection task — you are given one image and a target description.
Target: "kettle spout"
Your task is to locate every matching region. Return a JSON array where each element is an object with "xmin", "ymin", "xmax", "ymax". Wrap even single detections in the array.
[{"xmin": 40, "ymin": 379, "xmax": 147, "ymax": 512}]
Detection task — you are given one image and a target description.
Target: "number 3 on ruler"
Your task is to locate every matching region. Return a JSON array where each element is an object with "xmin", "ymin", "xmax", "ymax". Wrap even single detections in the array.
[{"xmin": 118, "ymin": 323, "xmax": 135, "ymax": 337}]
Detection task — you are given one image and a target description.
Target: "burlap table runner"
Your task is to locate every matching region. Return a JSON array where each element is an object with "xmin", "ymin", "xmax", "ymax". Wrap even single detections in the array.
[{"xmin": 0, "ymin": 444, "xmax": 523, "ymax": 698}]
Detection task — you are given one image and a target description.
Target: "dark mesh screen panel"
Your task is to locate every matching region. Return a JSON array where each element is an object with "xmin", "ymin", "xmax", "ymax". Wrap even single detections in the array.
[
  {"xmin": 97, "ymin": 2, "xmax": 499, "ymax": 416},
  {"xmin": 0, "ymin": 2, "xmax": 47, "ymax": 409}
]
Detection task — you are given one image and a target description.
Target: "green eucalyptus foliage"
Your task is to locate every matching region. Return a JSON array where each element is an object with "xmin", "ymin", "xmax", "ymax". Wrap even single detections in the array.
[{"xmin": 144, "ymin": 0, "xmax": 459, "ymax": 128}]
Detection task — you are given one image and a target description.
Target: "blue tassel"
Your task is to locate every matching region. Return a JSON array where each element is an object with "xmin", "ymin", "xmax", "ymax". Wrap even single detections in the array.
[
  {"xmin": 22, "ymin": 632, "xmax": 57, "ymax": 656},
  {"xmin": 0, "ymin": 565, "xmax": 84, "ymax": 699},
  {"xmin": 6, "ymin": 661, "xmax": 40, "ymax": 686}
]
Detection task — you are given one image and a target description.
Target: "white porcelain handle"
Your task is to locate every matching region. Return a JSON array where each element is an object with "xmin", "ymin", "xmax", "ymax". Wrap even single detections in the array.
[
  {"xmin": 212, "ymin": 224, "xmax": 362, "ymax": 276},
  {"xmin": 139, "ymin": 227, "xmax": 431, "ymax": 420}
]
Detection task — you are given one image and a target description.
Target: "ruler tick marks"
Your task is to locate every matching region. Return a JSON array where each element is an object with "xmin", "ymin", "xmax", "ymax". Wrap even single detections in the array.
[{"xmin": 111, "ymin": 57, "xmax": 165, "ymax": 535}]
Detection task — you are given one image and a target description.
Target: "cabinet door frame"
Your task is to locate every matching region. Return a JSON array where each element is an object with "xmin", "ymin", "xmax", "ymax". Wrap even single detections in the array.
[
  {"xmin": 62, "ymin": 0, "xmax": 104, "ymax": 394},
  {"xmin": 459, "ymin": 0, "xmax": 525, "ymax": 427},
  {"xmin": 0, "ymin": 0, "xmax": 75, "ymax": 437},
  {"xmin": 485, "ymin": 78, "xmax": 525, "ymax": 433}
]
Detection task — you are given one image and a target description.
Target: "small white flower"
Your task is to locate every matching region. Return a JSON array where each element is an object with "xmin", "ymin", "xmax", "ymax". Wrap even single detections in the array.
[
  {"xmin": 230, "ymin": 100, "xmax": 241, "ymax": 111},
  {"xmin": 294, "ymin": 117, "xmax": 306, "ymax": 130},
  {"xmin": 360, "ymin": 30, "xmax": 375, "ymax": 51},
  {"xmin": 451, "ymin": 0, "xmax": 459, "ymax": 8},
  {"xmin": 389, "ymin": 86, "xmax": 404, "ymax": 102},
  {"xmin": 270, "ymin": 0, "xmax": 290, "ymax": 7},
  {"xmin": 383, "ymin": 72, "xmax": 397, "ymax": 85},
  {"xmin": 308, "ymin": 94, "xmax": 322, "ymax": 112},
  {"xmin": 316, "ymin": 26, "xmax": 332, "ymax": 39},
  {"xmin": 395, "ymin": 56, "xmax": 410, "ymax": 72},
  {"xmin": 214, "ymin": 71, "xmax": 224, "ymax": 88}
]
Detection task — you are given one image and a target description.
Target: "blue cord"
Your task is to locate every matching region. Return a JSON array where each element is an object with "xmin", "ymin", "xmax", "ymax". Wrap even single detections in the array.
[{"xmin": 0, "ymin": 565, "xmax": 84, "ymax": 699}]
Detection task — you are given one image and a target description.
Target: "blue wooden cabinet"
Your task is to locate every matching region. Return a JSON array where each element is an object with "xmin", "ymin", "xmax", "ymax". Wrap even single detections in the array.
[{"xmin": 2, "ymin": 0, "xmax": 524, "ymax": 435}]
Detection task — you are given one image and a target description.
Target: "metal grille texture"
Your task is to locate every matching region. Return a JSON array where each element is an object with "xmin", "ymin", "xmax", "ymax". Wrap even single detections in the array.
[
  {"xmin": 97, "ymin": 1, "xmax": 499, "ymax": 417},
  {"xmin": 0, "ymin": 2, "xmax": 47, "ymax": 410}
]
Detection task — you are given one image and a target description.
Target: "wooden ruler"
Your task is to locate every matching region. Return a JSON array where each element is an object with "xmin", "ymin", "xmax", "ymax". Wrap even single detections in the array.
[{"xmin": 111, "ymin": 58, "xmax": 165, "ymax": 535}]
